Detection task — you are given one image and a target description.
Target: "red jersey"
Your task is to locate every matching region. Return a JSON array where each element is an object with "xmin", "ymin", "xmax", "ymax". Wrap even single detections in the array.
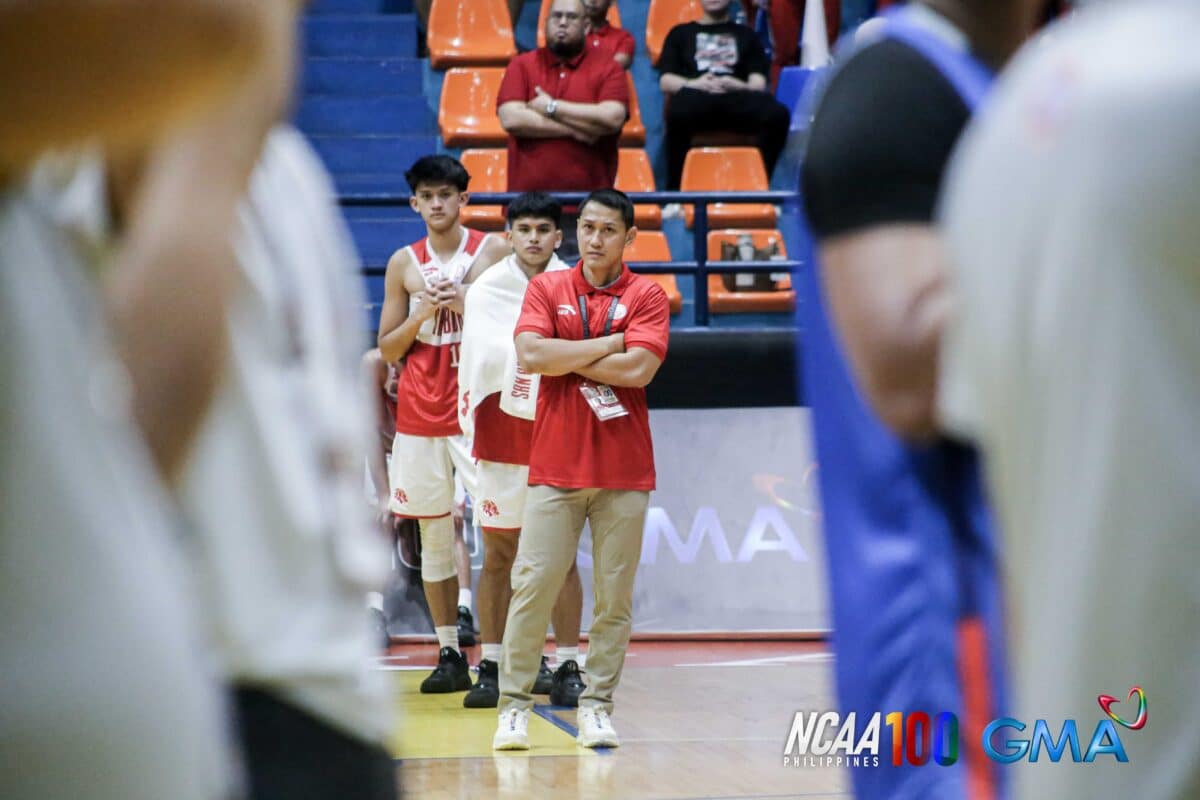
[
  {"xmin": 514, "ymin": 262, "xmax": 670, "ymax": 491},
  {"xmin": 394, "ymin": 228, "xmax": 488, "ymax": 437},
  {"xmin": 472, "ymin": 392, "xmax": 534, "ymax": 466},
  {"xmin": 496, "ymin": 47, "xmax": 628, "ymax": 192},
  {"xmin": 587, "ymin": 23, "xmax": 636, "ymax": 66}
]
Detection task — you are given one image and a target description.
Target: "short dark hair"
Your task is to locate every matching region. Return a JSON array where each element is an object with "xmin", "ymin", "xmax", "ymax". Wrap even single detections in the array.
[
  {"xmin": 405, "ymin": 154, "xmax": 470, "ymax": 193},
  {"xmin": 580, "ymin": 188, "xmax": 634, "ymax": 230},
  {"xmin": 506, "ymin": 192, "xmax": 562, "ymax": 228}
]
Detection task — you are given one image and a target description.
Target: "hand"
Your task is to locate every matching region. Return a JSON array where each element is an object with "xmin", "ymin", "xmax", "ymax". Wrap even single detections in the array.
[
  {"xmin": 411, "ymin": 290, "xmax": 440, "ymax": 321},
  {"xmin": 714, "ymin": 74, "xmax": 746, "ymax": 92},
  {"xmin": 429, "ymin": 278, "xmax": 459, "ymax": 306},
  {"xmin": 689, "ymin": 72, "xmax": 726, "ymax": 94},
  {"xmin": 530, "ymin": 86, "xmax": 554, "ymax": 115}
]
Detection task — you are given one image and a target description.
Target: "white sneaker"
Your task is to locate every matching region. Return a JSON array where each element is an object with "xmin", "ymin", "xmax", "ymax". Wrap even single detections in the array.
[
  {"xmin": 576, "ymin": 706, "xmax": 620, "ymax": 748},
  {"xmin": 493, "ymin": 708, "xmax": 530, "ymax": 750}
]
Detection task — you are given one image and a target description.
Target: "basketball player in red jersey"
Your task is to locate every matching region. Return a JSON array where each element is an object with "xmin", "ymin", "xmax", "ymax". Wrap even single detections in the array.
[{"xmin": 378, "ymin": 155, "xmax": 509, "ymax": 692}]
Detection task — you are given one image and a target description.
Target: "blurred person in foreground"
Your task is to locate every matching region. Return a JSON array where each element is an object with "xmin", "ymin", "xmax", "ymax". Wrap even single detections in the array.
[
  {"xmin": 0, "ymin": 1, "xmax": 282, "ymax": 798},
  {"xmin": 938, "ymin": 2, "xmax": 1200, "ymax": 798},
  {"xmin": 797, "ymin": 1, "xmax": 1040, "ymax": 797}
]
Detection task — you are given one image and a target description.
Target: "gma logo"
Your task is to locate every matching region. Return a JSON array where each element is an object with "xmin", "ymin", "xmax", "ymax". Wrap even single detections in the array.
[{"xmin": 983, "ymin": 718, "xmax": 1128, "ymax": 763}]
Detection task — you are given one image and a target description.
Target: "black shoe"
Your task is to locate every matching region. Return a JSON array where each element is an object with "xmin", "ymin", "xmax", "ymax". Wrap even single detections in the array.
[
  {"xmin": 420, "ymin": 647, "xmax": 471, "ymax": 694},
  {"xmin": 549, "ymin": 660, "xmax": 586, "ymax": 707},
  {"xmin": 463, "ymin": 659, "xmax": 499, "ymax": 708},
  {"xmin": 457, "ymin": 606, "xmax": 477, "ymax": 648},
  {"xmin": 532, "ymin": 656, "xmax": 554, "ymax": 694}
]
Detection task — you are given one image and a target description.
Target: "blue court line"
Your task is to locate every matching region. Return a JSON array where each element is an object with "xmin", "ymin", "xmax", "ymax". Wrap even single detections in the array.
[{"xmin": 532, "ymin": 704, "xmax": 615, "ymax": 756}]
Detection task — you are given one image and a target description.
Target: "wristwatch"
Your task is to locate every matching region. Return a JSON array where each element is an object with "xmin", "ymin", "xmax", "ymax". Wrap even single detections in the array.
[{"xmin": 545, "ymin": 98, "xmax": 558, "ymax": 118}]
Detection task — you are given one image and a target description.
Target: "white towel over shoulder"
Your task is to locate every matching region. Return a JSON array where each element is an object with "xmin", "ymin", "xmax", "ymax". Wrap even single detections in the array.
[{"xmin": 458, "ymin": 254, "xmax": 568, "ymax": 437}]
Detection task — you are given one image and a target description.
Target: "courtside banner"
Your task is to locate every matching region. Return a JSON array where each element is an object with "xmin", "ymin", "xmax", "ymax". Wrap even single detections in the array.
[
  {"xmin": 609, "ymin": 406, "xmax": 829, "ymax": 635},
  {"xmin": 383, "ymin": 407, "xmax": 830, "ymax": 637}
]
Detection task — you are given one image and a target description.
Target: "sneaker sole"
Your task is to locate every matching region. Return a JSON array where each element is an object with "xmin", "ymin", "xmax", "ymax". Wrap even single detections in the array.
[
  {"xmin": 463, "ymin": 693, "xmax": 499, "ymax": 709},
  {"xmin": 577, "ymin": 733, "xmax": 619, "ymax": 748},
  {"xmin": 420, "ymin": 677, "xmax": 472, "ymax": 694},
  {"xmin": 492, "ymin": 737, "xmax": 530, "ymax": 751}
]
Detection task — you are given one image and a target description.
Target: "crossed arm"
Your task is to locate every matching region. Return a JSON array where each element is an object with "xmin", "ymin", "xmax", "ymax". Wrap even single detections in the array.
[
  {"xmin": 499, "ymin": 91, "xmax": 626, "ymax": 142},
  {"xmin": 515, "ymin": 331, "xmax": 663, "ymax": 388}
]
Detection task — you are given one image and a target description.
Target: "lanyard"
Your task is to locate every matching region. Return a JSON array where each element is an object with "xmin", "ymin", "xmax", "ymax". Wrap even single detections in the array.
[{"xmin": 577, "ymin": 294, "xmax": 619, "ymax": 340}]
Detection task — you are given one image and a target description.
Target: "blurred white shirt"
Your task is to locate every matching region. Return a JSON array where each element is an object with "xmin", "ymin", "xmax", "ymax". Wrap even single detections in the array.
[
  {"xmin": 0, "ymin": 159, "xmax": 236, "ymax": 800},
  {"xmin": 179, "ymin": 126, "xmax": 392, "ymax": 743},
  {"xmin": 939, "ymin": 2, "xmax": 1200, "ymax": 797}
]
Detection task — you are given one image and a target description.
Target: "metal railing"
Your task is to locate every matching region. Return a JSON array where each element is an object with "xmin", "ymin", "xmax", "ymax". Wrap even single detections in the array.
[{"xmin": 340, "ymin": 190, "xmax": 803, "ymax": 327}]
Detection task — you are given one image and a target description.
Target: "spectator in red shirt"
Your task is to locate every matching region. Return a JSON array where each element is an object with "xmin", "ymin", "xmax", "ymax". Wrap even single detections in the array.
[
  {"xmin": 583, "ymin": 0, "xmax": 636, "ymax": 69},
  {"xmin": 492, "ymin": 190, "xmax": 669, "ymax": 752},
  {"xmin": 497, "ymin": 0, "xmax": 629, "ymax": 260}
]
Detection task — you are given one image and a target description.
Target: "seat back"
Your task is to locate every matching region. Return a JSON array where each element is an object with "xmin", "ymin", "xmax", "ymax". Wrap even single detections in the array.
[
  {"xmin": 615, "ymin": 149, "xmax": 661, "ymax": 229},
  {"xmin": 621, "ymin": 73, "xmax": 646, "ymax": 146},
  {"xmin": 438, "ymin": 68, "xmax": 508, "ymax": 147},
  {"xmin": 459, "ymin": 149, "xmax": 508, "ymax": 230},
  {"xmin": 681, "ymin": 147, "xmax": 775, "ymax": 228},
  {"xmin": 428, "ymin": 0, "xmax": 517, "ymax": 69},
  {"xmin": 646, "ymin": 0, "xmax": 702, "ymax": 65},
  {"xmin": 705, "ymin": 229, "xmax": 794, "ymax": 313},
  {"xmin": 623, "ymin": 231, "xmax": 682, "ymax": 314}
]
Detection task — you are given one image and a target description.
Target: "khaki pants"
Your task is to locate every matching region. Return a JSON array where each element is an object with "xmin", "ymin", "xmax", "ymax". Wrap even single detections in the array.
[{"xmin": 499, "ymin": 485, "xmax": 649, "ymax": 714}]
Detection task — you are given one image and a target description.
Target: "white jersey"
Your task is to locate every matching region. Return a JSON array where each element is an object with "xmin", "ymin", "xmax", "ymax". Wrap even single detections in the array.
[
  {"xmin": 938, "ymin": 3, "xmax": 1200, "ymax": 798},
  {"xmin": 179, "ymin": 126, "xmax": 391, "ymax": 743},
  {"xmin": 0, "ymin": 159, "xmax": 235, "ymax": 799}
]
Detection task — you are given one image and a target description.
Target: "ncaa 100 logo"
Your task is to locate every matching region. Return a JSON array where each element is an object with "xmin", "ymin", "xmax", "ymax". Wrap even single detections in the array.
[{"xmin": 782, "ymin": 687, "xmax": 1147, "ymax": 768}]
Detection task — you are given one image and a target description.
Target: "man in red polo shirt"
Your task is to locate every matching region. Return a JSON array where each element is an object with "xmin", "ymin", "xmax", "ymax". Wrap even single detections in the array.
[
  {"xmin": 492, "ymin": 189, "xmax": 669, "ymax": 752},
  {"xmin": 497, "ymin": 0, "xmax": 629, "ymax": 261},
  {"xmin": 583, "ymin": 0, "xmax": 635, "ymax": 69}
]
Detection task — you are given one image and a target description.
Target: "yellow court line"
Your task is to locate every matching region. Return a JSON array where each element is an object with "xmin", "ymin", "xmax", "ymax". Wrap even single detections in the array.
[{"xmin": 389, "ymin": 671, "xmax": 590, "ymax": 760}]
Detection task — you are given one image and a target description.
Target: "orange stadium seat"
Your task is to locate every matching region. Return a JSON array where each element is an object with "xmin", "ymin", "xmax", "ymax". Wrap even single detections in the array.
[
  {"xmin": 537, "ymin": 0, "xmax": 622, "ymax": 48},
  {"xmin": 438, "ymin": 67, "xmax": 508, "ymax": 147},
  {"xmin": 616, "ymin": 149, "xmax": 661, "ymax": 229},
  {"xmin": 623, "ymin": 231, "xmax": 682, "ymax": 314},
  {"xmin": 681, "ymin": 147, "xmax": 776, "ymax": 228},
  {"xmin": 646, "ymin": 0, "xmax": 702, "ymax": 65},
  {"xmin": 706, "ymin": 229, "xmax": 795, "ymax": 313},
  {"xmin": 427, "ymin": 0, "xmax": 517, "ymax": 69},
  {"xmin": 621, "ymin": 73, "xmax": 646, "ymax": 146},
  {"xmin": 459, "ymin": 149, "xmax": 507, "ymax": 230}
]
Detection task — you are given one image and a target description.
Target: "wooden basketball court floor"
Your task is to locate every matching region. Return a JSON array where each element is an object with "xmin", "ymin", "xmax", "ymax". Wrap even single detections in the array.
[{"xmin": 382, "ymin": 640, "xmax": 849, "ymax": 799}]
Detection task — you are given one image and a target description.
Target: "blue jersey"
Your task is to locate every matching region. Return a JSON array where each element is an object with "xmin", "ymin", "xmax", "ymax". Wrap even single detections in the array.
[{"xmin": 797, "ymin": 8, "xmax": 1008, "ymax": 799}]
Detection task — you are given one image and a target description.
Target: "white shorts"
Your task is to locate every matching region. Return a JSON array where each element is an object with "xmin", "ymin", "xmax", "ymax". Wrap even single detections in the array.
[
  {"xmin": 388, "ymin": 432, "xmax": 477, "ymax": 518},
  {"xmin": 475, "ymin": 460, "xmax": 530, "ymax": 531}
]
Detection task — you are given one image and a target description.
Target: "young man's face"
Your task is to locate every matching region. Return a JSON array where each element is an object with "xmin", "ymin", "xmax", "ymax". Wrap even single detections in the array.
[
  {"xmin": 577, "ymin": 201, "xmax": 635, "ymax": 272},
  {"xmin": 507, "ymin": 216, "xmax": 563, "ymax": 269},
  {"xmin": 409, "ymin": 182, "xmax": 466, "ymax": 233}
]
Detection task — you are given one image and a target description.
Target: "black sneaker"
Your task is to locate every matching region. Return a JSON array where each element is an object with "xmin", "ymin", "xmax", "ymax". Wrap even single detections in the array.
[
  {"xmin": 549, "ymin": 660, "xmax": 586, "ymax": 707},
  {"xmin": 457, "ymin": 606, "xmax": 477, "ymax": 648},
  {"xmin": 463, "ymin": 659, "xmax": 499, "ymax": 708},
  {"xmin": 532, "ymin": 655, "xmax": 554, "ymax": 694},
  {"xmin": 420, "ymin": 647, "xmax": 471, "ymax": 694}
]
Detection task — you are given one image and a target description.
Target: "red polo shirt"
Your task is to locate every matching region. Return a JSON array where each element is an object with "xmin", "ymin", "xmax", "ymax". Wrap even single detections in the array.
[
  {"xmin": 587, "ymin": 23, "xmax": 636, "ymax": 66},
  {"xmin": 514, "ymin": 262, "xmax": 670, "ymax": 491},
  {"xmin": 496, "ymin": 47, "xmax": 628, "ymax": 192}
]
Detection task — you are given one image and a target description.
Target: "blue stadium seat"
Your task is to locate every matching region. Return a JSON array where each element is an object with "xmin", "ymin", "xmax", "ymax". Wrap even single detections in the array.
[
  {"xmin": 302, "ymin": 58, "xmax": 423, "ymax": 96},
  {"xmin": 308, "ymin": 135, "xmax": 436, "ymax": 176},
  {"xmin": 307, "ymin": 0, "xmax": 412, "ymax": 12},
  {"xmin": 302, "ymin": 16, "xmax": 416, "ymax": 58},
  {"xmin": 347, "ymin": 218, "xmax": 430, "ymax": 266},
  {"xmin": 296, "ymin": 96, "xmax": 435, "ymax": 136}
]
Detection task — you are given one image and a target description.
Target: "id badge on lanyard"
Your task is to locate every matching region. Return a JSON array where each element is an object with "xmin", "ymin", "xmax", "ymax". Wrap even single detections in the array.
[{"xmin": 577, "ymin": 294, "xmax": 629, "ymax": 421}]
